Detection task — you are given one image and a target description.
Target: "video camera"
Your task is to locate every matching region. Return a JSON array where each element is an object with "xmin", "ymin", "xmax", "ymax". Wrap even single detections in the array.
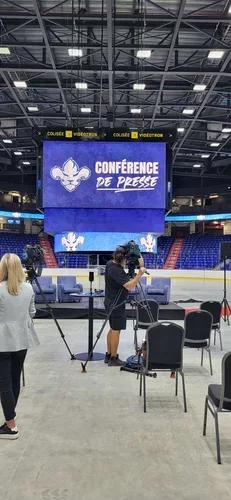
[
  {"xmin": 122, "ymin": 240, "xmax": 143, "ymax": 277},
  {"xmin": 21, "ymin": 244, "xmax": 45, "ymax": 279}
]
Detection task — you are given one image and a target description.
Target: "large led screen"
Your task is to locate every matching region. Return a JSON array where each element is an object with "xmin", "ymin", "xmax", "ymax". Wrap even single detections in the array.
[
  {"xmin": 54, "ymin": 232, "xmax": 158, "ymax": 253},
  {"xmin": 43, "ymin": 141, "xmax": 166, "ymax": 209}
]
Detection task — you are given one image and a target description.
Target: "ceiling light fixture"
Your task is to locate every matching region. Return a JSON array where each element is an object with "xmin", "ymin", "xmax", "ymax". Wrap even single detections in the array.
[
  {"xmin": 75, "ymin": 82, "xmax": 88, "ymax": 89},
  {"xmin": 81, "ymin": 107, "xmax": 91, "ymax": 113},
  {"xmin": 0, "ymin": 47, "xmax": 10, "ymax": 55},
  {"xmin": 137, "ymin": 49, "xmax": 151, "ymax": 58},
  {"xmin": 27, "ymin": 106, "xmax": 38, "ymax": 111},
  {"xmin": 210, "ymin": 194, "xmax": 218, "ymax": 199},
  {"xmin": 22, "ymin": 161, "xmax": 30, "ymax": 165},
  {"xmin": 183, "ymin": 108, "xmax": 194, "ymax": 115},
  {"xmin": 68, "ymin": 48, "xmax": 83, "ymax": 57},
  {"xmin": 14, "ymin": 151, "xmax": 22, "ymax": 155},
  {"xmin": 177, "ymin": 127, "xmax": 185, "ymax": 132},
  {"xmin": 3, "ymin": 139, "xmax": 12, "ymax": 143},
  {"xmin": 130, "ymin": 108, "xmax": 141, "ymax": 114},
  {"xmin": 208, "ymin": 50, "xmax": 224, "ymax": 59},
  {"xmin": 14, "ymin": 81, "xmax": 27, "ymax": 88},
  {"xmin": 210, "ymin": 142, "xmax": 220, "ymax": 147},
  {"xmin": 201, "ymin": 154, "xmax": 210, "ymax": 158},
  {"xmin": 193, "ymin": 84, "xmax": 207, "ymax": 91},
  {"xmin": 133, "ymin": 83, "xmax": 146, "ymax": 90},
  {"xmin": 222, "ymin": 128, "xmax": 231, "ymax": 133},
  {"xmin": 193, "ymin": 164, "xmax": 201, "ymax": 168}
]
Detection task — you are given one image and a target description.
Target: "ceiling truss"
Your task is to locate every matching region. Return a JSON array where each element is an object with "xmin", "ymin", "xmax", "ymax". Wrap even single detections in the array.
[{"xmin": 1, "ymin": 0, "xmax": 231, "ymax": 192}]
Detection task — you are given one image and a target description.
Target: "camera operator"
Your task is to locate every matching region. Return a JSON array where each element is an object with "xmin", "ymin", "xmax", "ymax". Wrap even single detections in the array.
[{"xmin": 104, "ymin": 246, "xmax": 146, "ymax": 366}]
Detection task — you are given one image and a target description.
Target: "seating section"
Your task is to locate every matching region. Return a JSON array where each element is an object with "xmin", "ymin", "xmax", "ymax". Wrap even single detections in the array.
[
  {"xmin": 56, "ymin": 254, "xmax": 88, "ymax": 268},
  {"xmin": 176, "ymin": 234, "xmax": 231, "ymax": 270},
  {"xmin": 0, "ymin": 232, "xmax": 42, "ymax": 262},
  {"xmin": 2, "ymin": 232, "xmax": 231, "ymax": 270},
  {"xmin": 143, "ymin": 236, "xmax": 174, "ymax": 269}
]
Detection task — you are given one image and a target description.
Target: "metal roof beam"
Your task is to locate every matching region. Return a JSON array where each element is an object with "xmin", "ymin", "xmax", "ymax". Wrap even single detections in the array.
[
  {"xmin": 1, "ymin": 13, "xmax": 231, "ymax": 24},
  {"xmin": 0, "ymin": 101, "xmax": 231, "ymax": 112},
  {"xmin": 0, "ymin": 114, "xmax": 230, "ymax": 125},
  {"xmin": 1, "ymin": 65, "xmax": 231, "ymax": 76},
  {"xmin": 107, "ymin": 0, "xmax": 113, "ymax": 113},
  {"xmin": 31, "ymin": 0, "xmax": 71, "ymax": 121},
  {"xmin": 173, "ymin": 49, "xmax": 231, "ymax": 160},
  {"xmin": 6, "ymin": 41, "xmax": 229, "ymax": 52},
  {"xmin": 150, "ymin": 0, "xmax": 187, "ymax": 128},
  {"xmin": 0, "ymin": 72, "xmax": 33, "ymax": 128}
]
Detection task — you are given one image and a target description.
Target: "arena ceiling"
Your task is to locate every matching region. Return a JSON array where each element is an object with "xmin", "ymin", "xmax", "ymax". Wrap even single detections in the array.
[{"xmin": 1, "ymin": 0, "xmax": 231, "ymax": 195}]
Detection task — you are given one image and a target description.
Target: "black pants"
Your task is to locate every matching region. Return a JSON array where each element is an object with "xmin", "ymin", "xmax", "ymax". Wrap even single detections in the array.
[{"xmin": 0, "ymin": 350, "xmax": 27, "ymax": 421}]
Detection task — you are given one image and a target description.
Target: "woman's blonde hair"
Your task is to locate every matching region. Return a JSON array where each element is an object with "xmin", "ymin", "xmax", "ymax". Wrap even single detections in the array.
[{"xmin": 0, "ymin": 253, "xmax": 26, "ymax": 295}]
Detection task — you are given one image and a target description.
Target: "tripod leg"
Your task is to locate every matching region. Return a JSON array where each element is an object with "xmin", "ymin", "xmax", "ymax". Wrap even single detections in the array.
[
  {"xmin": 33, "ymin": 277, "xmax": 75, "ymax": 359},
  {"xmin": 226, "ymin": 299, "xmax": 231, "ymax": 326},
  {"xmin": 137, "ymin": 282, "xmax": 155, "ymax": 324}
]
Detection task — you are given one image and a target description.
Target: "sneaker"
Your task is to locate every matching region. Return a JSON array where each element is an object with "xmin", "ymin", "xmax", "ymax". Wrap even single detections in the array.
[
  {"xmin": 108, "ymin": 356, "xmax": 125, "ymax": 367},
  {"xmin": 0, "ymin": 425, "xmax": 19, "ymax": 440},
  {"xmin": 0, "ymin": 415, "xmax": 17, "ymax": 429},
  {"xmin": 104, "ymin": 352, "xmax": 111, "ymax": 364}
]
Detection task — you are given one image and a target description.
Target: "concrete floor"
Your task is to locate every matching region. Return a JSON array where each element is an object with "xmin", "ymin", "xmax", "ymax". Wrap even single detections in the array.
[{"xmin": 1, "ymin": 279, "xmax": 231, "ymax": 500}]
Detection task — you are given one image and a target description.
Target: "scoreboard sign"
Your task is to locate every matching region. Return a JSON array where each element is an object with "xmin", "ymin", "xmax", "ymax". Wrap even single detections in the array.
[{"xmin": 34, "ymin": 127, "xmax": 175, "ymax": 142}]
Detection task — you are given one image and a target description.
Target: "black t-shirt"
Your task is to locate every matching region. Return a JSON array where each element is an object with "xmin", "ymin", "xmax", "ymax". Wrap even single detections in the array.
[{"xmin": 105, "ymin": 260, "xmax": 130, "ymax": 306}]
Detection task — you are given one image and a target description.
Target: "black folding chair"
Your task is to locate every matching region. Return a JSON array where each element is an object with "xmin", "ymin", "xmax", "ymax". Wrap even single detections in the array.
[
  {"xmin": 134, "ymin": 300, "xmax": 159, "ymax": 349},
  {"xmin": 200, "ymin": 301, "xmax": 223, "ymax": 351},
  {"xmin": 203, "ymin": 352, "xmax": 231, "ymax": 464},
  {"xmin": 139, "ymin": 322, "xmax": 187, "ymax": 413},
  {"xmin": 184, "ymin": 310, "xmax": 213, "ymax": 375}
]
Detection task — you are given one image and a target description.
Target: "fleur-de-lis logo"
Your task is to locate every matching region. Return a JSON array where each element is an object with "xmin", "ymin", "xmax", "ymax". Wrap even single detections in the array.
[
  {"xmin": 50, "ymin": 157, "xmax": 91, "ymax": 192},
  {"xmin": 61, "ymin": 233, "xmax": 84, "ymax": 251},
  {"xmin": 140, "ymin": 234, "xmax": 156, "ymax": 253}
]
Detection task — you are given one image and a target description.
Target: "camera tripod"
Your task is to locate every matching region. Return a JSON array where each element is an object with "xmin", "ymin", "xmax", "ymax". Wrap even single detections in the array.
[
  {"xmin": 81, "ymin": 269, "xmax": 154, "ymax": 373},
  {"xmin": 26, "ymin": 267, "xmax": 75, "ymax": 359},
  {"xmin": 221, "ymin": 256, "xmax": 231, "ymax": 324},
  {"xmin": 130, "ymin": 281, "xmax": 155, "ymax": 351}
]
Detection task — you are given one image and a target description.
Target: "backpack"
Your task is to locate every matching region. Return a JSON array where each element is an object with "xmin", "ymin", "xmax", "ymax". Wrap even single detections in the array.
[{"xmin": 125, "ymin": 354, "xmax": 141, "ymax": 370}]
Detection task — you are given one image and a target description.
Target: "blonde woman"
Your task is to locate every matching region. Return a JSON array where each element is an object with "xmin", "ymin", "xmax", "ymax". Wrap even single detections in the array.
[{"xmin": 0, "ymin": 253, "xmax": 39, "ymax": 439}]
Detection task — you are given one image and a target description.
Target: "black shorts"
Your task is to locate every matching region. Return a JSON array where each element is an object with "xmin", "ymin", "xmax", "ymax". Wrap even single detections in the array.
[{"xmin": 105, "ymin": 303, "xmax": 127, "ymax": 331}]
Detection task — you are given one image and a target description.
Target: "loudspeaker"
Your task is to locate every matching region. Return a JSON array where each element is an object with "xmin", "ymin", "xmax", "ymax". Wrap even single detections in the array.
[
  {"xmin": 89, "ymin": 272, "xmax": 94, "ymax": 282},
  {"xmin": 220, "ymin": 242, "xmax": 231, "ymax": 260}
]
